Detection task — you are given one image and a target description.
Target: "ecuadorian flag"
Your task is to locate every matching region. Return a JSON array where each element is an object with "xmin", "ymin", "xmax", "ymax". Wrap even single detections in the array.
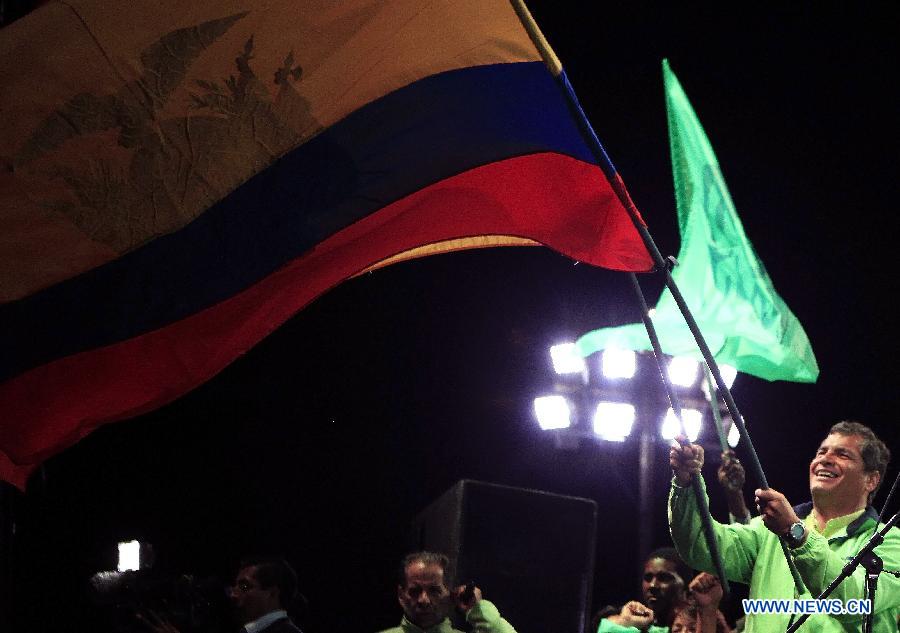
[{"xmin": 0, "ymin": 0, "xmax": 652, "ymax": 488}]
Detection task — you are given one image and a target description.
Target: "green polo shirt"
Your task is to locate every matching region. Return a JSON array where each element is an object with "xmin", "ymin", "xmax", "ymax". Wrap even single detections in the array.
[
  {"xmin": 803, "ymin": 507, "xmax": 864, "ymax": 539},
  {"xmin": 597, "ymin": 619, "xmax": 668, "ymax": 633},
  {"xmin": 669, "ymin": 476, "xmax": 900, "ymax": 632},
  {"xmin": 377, "ymin": 600, "xmax": 516, "ymax": 633}
]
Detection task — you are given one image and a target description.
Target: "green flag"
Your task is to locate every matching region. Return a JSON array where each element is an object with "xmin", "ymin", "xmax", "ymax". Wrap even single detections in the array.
[{"xmin": 577, "ymin": 60, "xmax": 818, "ymax": 383}]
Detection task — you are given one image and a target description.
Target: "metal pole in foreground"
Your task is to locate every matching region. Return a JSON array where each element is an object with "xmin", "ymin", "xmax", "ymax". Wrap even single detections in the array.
[{"xmin": 637, "ymin": 426, "xmax": 653, "ymax": 562}]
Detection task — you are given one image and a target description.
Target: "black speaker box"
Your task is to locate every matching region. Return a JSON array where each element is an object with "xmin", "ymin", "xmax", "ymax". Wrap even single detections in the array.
[{"xmin": 410, "ymin": 479, "xmax": 597, "ymax": 633}]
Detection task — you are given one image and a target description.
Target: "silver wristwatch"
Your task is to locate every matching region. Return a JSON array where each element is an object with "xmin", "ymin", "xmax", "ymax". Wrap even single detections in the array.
[{"xmin": 784, "ymin": 520, "xmax": 807, "ymax": 548}]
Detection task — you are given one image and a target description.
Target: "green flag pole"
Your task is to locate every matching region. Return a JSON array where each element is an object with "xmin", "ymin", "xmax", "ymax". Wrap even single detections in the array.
[
  {"xmin": 704, "ymin": 364, "xmax": 729, "ymax": 454},
  {"xmin": 636, "ymin": 187, "xmax": 807, "ymax": 595},
  {"xmin": 629, "ymin": 273, "xmax": 731, "ymax": 597},
  {"xmin": 558, "ymin": 70, "xmax": 752, "ymax": 592},
  {"xmin": 616, "ymin": 61, "xmax": 810, "ymax": 596},
  {"xmin": 631, "ymin": 208, "xmax": 807, "ymax": 594}
]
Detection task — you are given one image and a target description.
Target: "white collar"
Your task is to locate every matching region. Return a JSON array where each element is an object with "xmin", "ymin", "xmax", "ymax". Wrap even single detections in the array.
[{"xmin": 244, "ymin": 609, "xmax": 288, "ymax": 633}]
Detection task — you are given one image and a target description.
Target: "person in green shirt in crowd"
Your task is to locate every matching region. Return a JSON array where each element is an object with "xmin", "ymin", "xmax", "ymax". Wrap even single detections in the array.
[
  {"xmin": 595, "ymin": 547, "xmax": 690, "ymax": 632},
  {"xmin": 377, "ymin": 551, "xmax": 516, "ymax": 633},
  {"xmin": 595, "ymin": 452, "xmax": 746, "ymax": 633},
  {"xmin": 669, "ymin": 420, "xmax": 900, "ymax": 632},
  {"xmin": 595, "ymin": 547, "xmax": 728, "ymax": 633}
]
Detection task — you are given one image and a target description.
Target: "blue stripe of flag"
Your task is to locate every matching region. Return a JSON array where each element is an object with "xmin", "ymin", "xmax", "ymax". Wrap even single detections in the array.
[{"xmin": 2, "ymin": 61, "xmax": 597, "ymax": 381}]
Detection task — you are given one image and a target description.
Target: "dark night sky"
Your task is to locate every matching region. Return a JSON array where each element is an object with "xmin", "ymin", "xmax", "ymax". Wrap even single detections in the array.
[{"xmin": 7, "ymin": 3, "xmax": 900, "ymax": 633}]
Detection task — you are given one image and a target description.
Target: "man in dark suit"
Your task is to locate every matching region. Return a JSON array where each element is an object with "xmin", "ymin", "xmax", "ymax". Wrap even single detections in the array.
[{"xmin": 229, "ymin": 557, "xmax": 303, "ymax": 633}]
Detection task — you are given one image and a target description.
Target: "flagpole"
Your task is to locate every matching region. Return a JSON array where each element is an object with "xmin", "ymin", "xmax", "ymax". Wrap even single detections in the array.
[
  {"xmin": 641, "ymin": 246, "xmax": 806, "ymax": 596},
  {"xmin": 704, "ymin": 365, "xmax": 729, "ymax": 454},
  {"xmin": 628, "ymin": 273, "xmax": 731, "ymax": 596},
  {"xmin": 510, "ymin": 0, "xmax": 806, "ymax": 595},
  {"xmin": 509, "ymin": 0, "xmax": 562, "ymax": 76}
]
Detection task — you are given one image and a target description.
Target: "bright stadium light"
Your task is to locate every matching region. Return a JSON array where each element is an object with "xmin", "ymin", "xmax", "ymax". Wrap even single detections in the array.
[
  {"xmin": 661, "ymin": 408, "xmax": 703, "ymax": 441},
  {"xmin": 601, "ymin": 348, "xmax": 637, "ymax": 379},
  {"xmin": 592, "ymin": 402, "xmax": 636, "ymax": 441},
  {"xmin": 550, "ymin": 343, "xmax": 586, "ymax": 375},
  {"xmin": 668, "ymin": 356, "xmax": 699, "ymax": 387},
  {"xmin": 661, "ymin": 410, "xmax": 679, "ymax": 440},
  {"xmin": 683, "ymin": 409, "xmax": 703, "ymax": 442},
  {"xmin": 727, "ymin": 416, "xmax": 744, "ymax": 447},
  {"xmin": 720, "ymin": 364, "xmax": 738, "ymax": 388},
  {"xmin": 117, "ymin": 540, "xmax": 140, "ymax": 572},
  {"xmin": 534, "ymin": 395, "xmax": 572, "ymax": 430},
  {"xmin": 701, "ymin": 364, "xmax": 739, "ymax": 399}
]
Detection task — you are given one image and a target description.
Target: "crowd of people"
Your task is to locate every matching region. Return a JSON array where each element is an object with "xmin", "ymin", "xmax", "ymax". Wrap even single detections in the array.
[{"xmin": 137, "ymin": 420, "xmax": 898, "ymax": 633}]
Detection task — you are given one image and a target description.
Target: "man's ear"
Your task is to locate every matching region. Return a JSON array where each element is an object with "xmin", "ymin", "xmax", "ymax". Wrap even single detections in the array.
[
  {"xmin": 866, "ymin": 471, "xmax": 880, "ymax": 494},
  {"xmin": 397, "ymin": 584, "xmax": 405, "ymax": 604}
]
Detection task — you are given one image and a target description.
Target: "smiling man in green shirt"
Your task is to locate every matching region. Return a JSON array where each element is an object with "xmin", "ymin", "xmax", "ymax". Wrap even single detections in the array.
[{"xmin": 669, "ymin": 420, "xmax": 900, "ymax": 632}]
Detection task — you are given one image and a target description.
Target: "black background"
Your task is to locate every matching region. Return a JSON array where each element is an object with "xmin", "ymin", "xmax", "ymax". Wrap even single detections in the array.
[{"xmin": 6, "ymin": 3, "xmax": 899, "ymax": 632}]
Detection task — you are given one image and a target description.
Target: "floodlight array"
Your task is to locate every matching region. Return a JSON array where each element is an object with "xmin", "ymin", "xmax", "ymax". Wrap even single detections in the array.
[{"xmin": 535, "ymin": 345, "xmax": 740, "ymax": 446}]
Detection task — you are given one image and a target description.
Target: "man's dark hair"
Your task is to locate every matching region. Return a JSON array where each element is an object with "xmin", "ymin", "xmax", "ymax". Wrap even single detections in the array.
[
  {"xmin": 829, "ymin": 420, "xmax": 891, "ymax": 503},
  {"xmin": 240, "ymin": 556, "xmax": 298, "ymax": 608},
  {"xmin": 644, "ymin": 547, "xmax": 692, "ymax": 584},
  {"xmin": 397, "ymin": 551, "xmax": 451, "ymax": 587}
]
